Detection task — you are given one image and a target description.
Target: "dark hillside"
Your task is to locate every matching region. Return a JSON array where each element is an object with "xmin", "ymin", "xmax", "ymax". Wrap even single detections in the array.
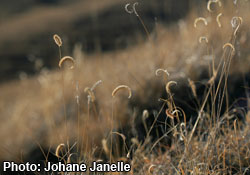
[{"xmin": 0, "ymin": 0, "xmax": 197, "ymax": 82}]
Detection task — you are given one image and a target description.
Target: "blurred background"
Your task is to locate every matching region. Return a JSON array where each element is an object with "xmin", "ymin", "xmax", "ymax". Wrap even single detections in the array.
[{"xmin": 0, "ymin": 0, "xmax": 200, "ymax": 83}]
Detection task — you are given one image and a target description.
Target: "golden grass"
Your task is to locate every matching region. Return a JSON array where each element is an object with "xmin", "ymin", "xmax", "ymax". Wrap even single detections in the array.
[{"xmin": 0, "ymin": 1, "xmax": 250, "ymax": 174}]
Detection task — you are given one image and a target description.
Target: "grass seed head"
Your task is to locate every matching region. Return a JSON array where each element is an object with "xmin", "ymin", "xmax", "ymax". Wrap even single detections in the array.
[
  {"xmin": 91, "ymin": 80, "xmax": 102, "ymax": 91},
  {"xmin": 53, "ymin": 34, "xmax": 62, "ymax": 47},
  {"xmin": 199, "ymin": 36, "xmax": 209, "ymax": 44},
  {"xmin": 216, "ymin": 13, "xmax": 223, "ymax": 28},
  {"xmin": 207, "ymin": 0, "xmax": 222, "ymax": 13},
  {"xmin": 55, "ymin": 143, "xmax": 65, "ymax": 159},
  {"xmin": 194, "ymin": 17, "xmax": 208, "ymax": 28},
  {"xmin": 112, "ymin": 132, "xmax": 126, "ymax": 143},
  {"xmin": 231, "ymin": 16, "xmax": 243, "ymax": 36},
  {"xmin": 125, "ymin": 2, "xmax": 139, "ymax": 16},
  {"xmin": 172, "ymin": 109, "xmax": 181, "ymax": 116},
  {"xmin": 84, "ymin": 80, "xmax": 102, "ymax": 103},
  {"xmin": 84, "ymin": 87, "xmax": 96, "ymax": 103},
  {"xmin": 142, "ymin": 109, "xmax": 149, "ymax": 121},
  {"xmin": 112, "ymin": 85, "xmax": 132, "ymax": 99},
  {"xmin": 125, "ymin": 3, "xmax": 133, "ymax": 14},
  {"xmin": 166, "ymin": 81, "xmax": 177, "ymax": 94},
  {"xmin": 155, "ymin": 68, "xmax": 170, "ymax": 77},
  {"xmin": 223, "ymin": 43, "xmax": 235, "ymax": 53},
  {"xmin": 148, "ymin": 164, "xmax": 156, "ymax": 174},
  {"xmin": 132, "ymin": 2, "xmax": 139, "ymax": 16},
  {"xmin": 188, "ymin": 78, "xmax": 197, "ymax": 98},
  {"xmin": 58, "ymin": 56, "xmax": 75, "ymax": 69}
]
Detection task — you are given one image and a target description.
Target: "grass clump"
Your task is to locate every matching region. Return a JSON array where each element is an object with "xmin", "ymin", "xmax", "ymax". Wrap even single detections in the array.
[{"xmin": 0, "ymin": 1, "xmax": 250, "ymax": 175}]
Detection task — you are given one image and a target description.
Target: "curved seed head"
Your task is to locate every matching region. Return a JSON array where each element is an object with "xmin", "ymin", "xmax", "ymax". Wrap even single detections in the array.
[
  {"xmin": 216, "ymin": 13, "xmax": 222, "ymax": 28},
  {"xmin": 55, "ymin": 143, "xmax": 65, "ymax": 159},
  {"xmin": 112, "ymin": 132, "xmax": 126, "ymax": 142},
  {"xmin": 142, "ymin": 110, "xmax": 149, "ymax": 121},
  {"xmin": 199, "ymin": 36, "xmax": 208, "ymax": 44},
  {"xmin": 231, "ymin": 16, "xmax": 243, "ymax": 28},
  {"xmin": 166, "ymin": 81, "xmax": 177, "ymax": 94},
  {"xmin": 155, "ymin": 68, "xmax": 170, "ymax": 77},
  {"xmin": 194, "ymin": 17, "xmax": 208, "ymax": 28},
  {"xmin": 91, "ymin": 80, "xmax": 102, "ymax": 91},
  {"xmin": 231, "ymin": 16, "xmax": 243, "ymax": 36},
  {"xmin": 112, "ymin": 85, "xmax": 132, "ymax": 99},
  {"xmin": 84, "ymin": 87, "xmax": 96, "ymax": 103},
  {"xmin": 84, "ymin": 80, "xmax": 102, "ymax": 103},
  {"xmin": 125, "ymin": 3, "xmax": 133, "ymax": 14},
  {"xmin": 58, "ymin": 56, "xmax": 75, "ymax": 69},
  {"xmin": 207, "ymin": 0, "xmax": 222, "ymax": 12},
  {"xmin": 148, "ymin": 165, "xmax": 156, "ymax": 174},
  {"xmin": 125, "ymin": 2, "xmax": 139, "ymax": 16},
  {"xmin": 53, "ymin": 34, "xmax": 62, "ymax": 47},
  {"xmin": 132, "ymin": 2, "xmax": 139, "ymax": 16},
  {"xmin": 172, "ymin": 109, "xmax": 181, "ymax": 116},
  {"xmin": 223, "ymin": 43, "xmax": 235, "ymax": 53}
]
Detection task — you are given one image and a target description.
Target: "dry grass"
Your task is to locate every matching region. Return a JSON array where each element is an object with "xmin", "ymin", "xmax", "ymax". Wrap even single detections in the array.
[{"xmin": 0, "ymin": 1, "xmax": 250, "ymax": 174}]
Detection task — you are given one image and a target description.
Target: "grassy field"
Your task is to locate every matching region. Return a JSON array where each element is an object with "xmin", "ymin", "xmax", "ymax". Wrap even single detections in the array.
[
  {"xmin": 0, "ymin": 0, "xmax": 250, "ymax": 174},
  {"xmin": 0, "ymin": 0, "xmax": 190, "ymax": 82}
]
